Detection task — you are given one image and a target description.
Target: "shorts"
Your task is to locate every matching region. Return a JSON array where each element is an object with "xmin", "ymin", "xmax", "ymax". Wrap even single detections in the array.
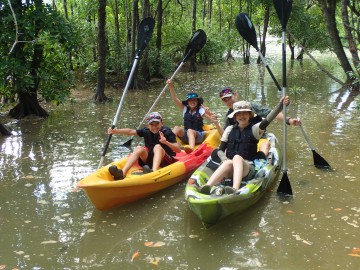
[
  {"xmin": 138, "ymin": 147, "xmax": 176, "ymax": 168},
  {"xmin": 179, "ymin": 130, "xmax": 205, "ymax": 145},
  {"xmin": 243, "ymin": 162, "xmax": 256, "ymax": 181}
]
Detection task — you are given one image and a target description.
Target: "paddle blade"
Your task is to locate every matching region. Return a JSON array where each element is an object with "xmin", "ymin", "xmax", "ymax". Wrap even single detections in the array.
[
  {"xmin": 273, "ymin": 0, "xmax": 292, "ymax": 28},
  {"xmin": 312, "ymin": 150, "xmax": 331, "ymax": 169},
  {"xmin": 235, "ymin": 13, "xmax": 259, "ymax": 51},
  {"xmin": 277, "ymin": 172, "xmax": 293, "ymax": 195},
  {"xmin": 121, "ymin": 138, "xmax": 133, "ymax": 148},
  {"xmin": 182, "ymin": 29, "xmax": 207, "ymax": 62},
  {"xmin": 137, "ymin": 17, "xmax": 155, "ymax": 56}
]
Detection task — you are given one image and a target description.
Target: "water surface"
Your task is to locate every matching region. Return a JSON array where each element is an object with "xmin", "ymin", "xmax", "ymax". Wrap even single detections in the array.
[{"xmin": 1, "ymin": 55, "xmax": 359, "ymax": 269}]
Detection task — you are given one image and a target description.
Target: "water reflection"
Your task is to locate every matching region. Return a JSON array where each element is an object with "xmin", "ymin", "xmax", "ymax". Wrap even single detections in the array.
[{"xmin": 1, "ymin": 59, "xmax": 359, "ymax": 269}]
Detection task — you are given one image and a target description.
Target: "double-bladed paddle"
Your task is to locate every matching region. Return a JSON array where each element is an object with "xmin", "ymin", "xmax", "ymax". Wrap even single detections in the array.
[
  {"xmin": 236, "ymin": 11, "xmax": 292, "ymax": 194},
  {"xmin": 273, "ymin": 0, "xmax": 293, "ymax": 195},
  {"xmin": 235, "ymin": 12, "xmax": 331, "ymax": 170},
  {"xmin": 122, "ymin": 29, "xmax": 207, "ymax": 147},
  {"xmin": 98, "ymin": 17, "xmax": 155, "ymax": 169}
]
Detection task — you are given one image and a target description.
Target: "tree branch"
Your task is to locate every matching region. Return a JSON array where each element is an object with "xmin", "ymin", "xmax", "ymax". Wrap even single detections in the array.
[{"xmin": 288, "ymin": 30, "xmax": 345, "ymax": 86}]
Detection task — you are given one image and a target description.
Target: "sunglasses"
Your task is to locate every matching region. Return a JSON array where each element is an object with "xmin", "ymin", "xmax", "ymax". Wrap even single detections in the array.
[
  {"xmin": 146, "ymin": 113, "xmax": 162, "ymax": 122},
  {"xmin": 219, "ymin": 88, "xmax": 233, "ymax": 98},
  {"xmin": 186, "ymin": 93, "xmax": 198, "ymax": 99}
]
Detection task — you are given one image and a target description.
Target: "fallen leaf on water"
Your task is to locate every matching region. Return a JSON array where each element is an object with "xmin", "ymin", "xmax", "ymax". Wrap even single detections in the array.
[
  {"xmin": 131, "ymin": 251, "xmax": 139, "ymax": 262},
  {"xmin": 152, "ymin": 242, "xmax": 165, "ymax": 247},
  {"xmin": 146, "ymin": 256, "xmax": 161, "ymax": 265},
  {"xmin": 144, "ymin": 241, "xmax": 165, "ymax": 247},
  {"xmin": 302, "ymin": 240, "xmax": 313, "ymax": 245},
  {"xmin": 151, "ymin": 257, "xmax": 161, "ymax": 265},
  {"xmin": 41, "ymin": 240, "xmax": 58, "ymax": 244},
  {"xmin": 348, "ymin": 253, "xmax": 360, "ymax": 257}
]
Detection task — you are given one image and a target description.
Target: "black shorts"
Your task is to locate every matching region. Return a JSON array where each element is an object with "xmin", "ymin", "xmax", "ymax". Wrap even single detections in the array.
[{"xmin": 138, "ymin": 149, "xmax": 175, "ymax": 168}]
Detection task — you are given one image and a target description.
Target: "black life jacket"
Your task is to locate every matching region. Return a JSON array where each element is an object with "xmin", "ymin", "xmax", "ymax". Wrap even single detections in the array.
[
  {"xmin": 225, "ymin": 123, "xmax": 258, "ymax": 161},
  {"xmin": 184, "ymin": 107, "xmax": 203, "ymax": 131}
]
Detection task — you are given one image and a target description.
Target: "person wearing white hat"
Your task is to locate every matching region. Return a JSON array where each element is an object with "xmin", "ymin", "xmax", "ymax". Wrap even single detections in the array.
[
  {"xmin": 199, "ymin": 97, "xmax": 288, "ymax": 195},
  {"xmin": 214, "ymin": 88, "xmax": 301, "ymax": 159}
]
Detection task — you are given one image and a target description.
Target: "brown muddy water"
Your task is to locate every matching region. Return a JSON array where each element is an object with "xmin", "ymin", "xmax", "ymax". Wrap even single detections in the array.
[{"xmin": 1, "ymin": 54, "xmax": 359, "ymax": 269}]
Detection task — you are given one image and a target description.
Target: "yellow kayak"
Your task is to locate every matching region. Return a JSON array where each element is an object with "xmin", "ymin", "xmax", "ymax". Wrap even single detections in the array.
[{"xmin": 77, "ymin": 125, "xmax": 220, "ymax": 210}]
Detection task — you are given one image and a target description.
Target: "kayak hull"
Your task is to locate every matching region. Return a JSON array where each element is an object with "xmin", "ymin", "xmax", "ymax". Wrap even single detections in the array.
[
  {"xmin": 77, "ymin": 127, "xmax": 220, "ymax": 210},
  {"xmin": 185, "ymin": 133, "xmax": 282, "ymax": 228}
]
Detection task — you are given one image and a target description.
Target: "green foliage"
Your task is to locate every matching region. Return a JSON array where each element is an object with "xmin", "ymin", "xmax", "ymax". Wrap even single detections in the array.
[
  {"xmin": 347, "ymin": 64, "xmax": 360, "ymax": 86},
  {"xmin": 269, "ymin": 0, "xmax": 332, "ymax": 53},
  {"xmin": 0, "ymin": 1, "xmax": 80, "ymax": 105}
]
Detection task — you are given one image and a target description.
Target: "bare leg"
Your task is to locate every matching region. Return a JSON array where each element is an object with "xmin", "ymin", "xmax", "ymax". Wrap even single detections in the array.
[
  {"xmin": 122, "ymin": 146, "xmax": 148, "ymax": 175},
  {"xmin": 232, "ymin": 155, "xmax": 250, "ymax": 189},
  {"xmin": 172, "ymin": 126, "xmax": 184, "ymax": 138},
  {"xmin": 205, "ymin": 160, "xmax": 233, "ymax": 187},
  {"xmin": 187, "ymin": 129, "xmax": 196, "ymax": 149},
  {"xmin": 259, "ymin": 140, "xmax": 270, "ymax": 157},
  {"xmin": 152, "ymin": 144, "xmax": 165, "ymax": 171}
]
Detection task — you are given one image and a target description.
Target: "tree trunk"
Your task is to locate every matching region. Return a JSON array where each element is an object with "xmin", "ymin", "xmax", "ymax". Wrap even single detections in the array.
[
  {"xmin": 93, "ymin": 0, "xmax": 108, "ymax": 102},
  {"xmin": 154, "ymin": 0, "xmax": 164, "ymax": 78},
  {"xmin": 0, "ymin": 122, "xmax": 12, "ymax": 136},
  {"xmin": 341, "ymin": 0, "xmax": 360, "ymax": 72},
  {"xmin": 257, "ymin": 6, "xmax": 269, "ymax": 64},
  {"xmin": 8, "ymin": 0, "xmax": 49, "ymax": 119},
  {"xmin": 9, "ymin": 92, "xmax": 48, "ymax": 119},
  {"xmin": 189, "ymin": 0, "xmax": 197, "ymax": 72},
  {"xmin": 318, "ymin": 0, "xmax": 354, "ymax": 82},
  {"xmin": 139, "ymin": 0, "xmax": 151, "ymax": 82},
  {"xmin": 288, "ymin": 33, "xmax": 295, "ymax": 60},
  {"xmin": 63, "ymin": 0, "xmax": 74, "ymax": 70},
  {"xmin": 113, "ymin": 0, "xmax": 121, "ymax": 74},
  {"xmin": 127, "ymin": 0, "xmax": 141, "ymax": 89}
]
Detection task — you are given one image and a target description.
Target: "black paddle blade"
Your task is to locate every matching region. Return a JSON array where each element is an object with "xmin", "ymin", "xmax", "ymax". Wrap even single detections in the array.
[
  {"xmin": 277, "ymin": 172, "xmax": 293, "ymax": 195},
  {"xmin": 182, "ymin": 29, "xmax": 207, "ymax": 62},
  {"xmin": 121, "ymin": 138, "xmax": 133, "ymax": 148},
  {"xmin": 312, "ymin": 150, "xmax": 331, "ymax": 169},
  {"xmin": 273, "ymin": 0, "xmax": 292, "ymax": 28},
  {"xmin": 235, "ymin": 13, "xmax": 259, "ymax": 51},
  {"xmin": 137, "ymin": 17, "xmax": 155, "ymax": 56}
]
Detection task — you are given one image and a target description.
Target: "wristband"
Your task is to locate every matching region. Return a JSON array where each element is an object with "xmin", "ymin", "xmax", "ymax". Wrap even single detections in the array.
[{"xmin": 286, "ymin": 117, "xmax": 291, "ymax": 125}]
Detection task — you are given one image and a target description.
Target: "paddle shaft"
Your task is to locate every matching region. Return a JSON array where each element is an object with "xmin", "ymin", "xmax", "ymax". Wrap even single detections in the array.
[
  {"xmin": 258, "ymin": 51, "xmax": 318, "ymax": 149},
  {"xmin": 281, "ymin": 28, "xmax": 288, "ymax": 175},
  {"xmin": 135, "ymin": 60, "xmax": 187, "ymax": 130},
  {"xmin": 98, "ymin": 55, "xmax": 140, "ymax": 169},
  {"xmin": 122, "ymin": 52, "xmax": 191, "ymax": 147}
]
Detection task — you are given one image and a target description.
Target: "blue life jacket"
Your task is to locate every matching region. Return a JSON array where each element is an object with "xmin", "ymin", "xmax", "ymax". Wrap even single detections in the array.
[{"xmin": 184, "ymin": 107, "xmax": 203, "ymax": 132}]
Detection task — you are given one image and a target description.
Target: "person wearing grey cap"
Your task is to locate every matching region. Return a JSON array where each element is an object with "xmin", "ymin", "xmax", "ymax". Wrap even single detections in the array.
[{"xmin": 107, "ymin": 112, "xmax": 181, "ymax": 180}]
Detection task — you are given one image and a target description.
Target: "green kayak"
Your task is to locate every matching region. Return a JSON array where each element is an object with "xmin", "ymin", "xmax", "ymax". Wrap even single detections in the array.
[{"xmin": 185, "ymin": 133, "xmax": 282, "ymax": 228}]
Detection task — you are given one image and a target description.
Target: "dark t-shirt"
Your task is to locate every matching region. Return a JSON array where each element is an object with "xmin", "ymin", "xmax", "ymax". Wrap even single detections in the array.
[{"xmin": 136, "ymin": 126, "xmax": 177, "ymax": 156}]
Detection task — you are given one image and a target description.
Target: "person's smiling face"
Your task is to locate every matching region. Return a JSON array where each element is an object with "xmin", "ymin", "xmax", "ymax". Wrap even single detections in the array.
[
  {"xmin": 187, "ymin": 98, "xmax": 198, "ymax": 109},
  {"xmin": 147, "ymin": 121, "xmax": 163, "ymax": 134},
  {"xmin": 235, "ymin": 111, "xmax": 251, "ymax": 126}
]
